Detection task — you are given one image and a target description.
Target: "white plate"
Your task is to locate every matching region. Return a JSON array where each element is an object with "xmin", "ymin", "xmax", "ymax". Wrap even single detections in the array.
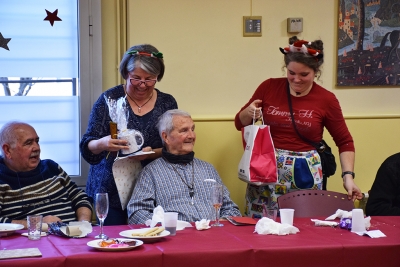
[
  {"xmin": 87, "ymin": 238, "xmax": 143, "ymax": 252},
  {"xmin": 21, "ymin": 232, "xmax": 48, "ymax": 237},
  {"xmin": 119, "ymin": 228, "xmax": 170, "ymax": 243},
  {"xmin": 0, "ymin": 223, "xmax": 24, "ymax": 236}
]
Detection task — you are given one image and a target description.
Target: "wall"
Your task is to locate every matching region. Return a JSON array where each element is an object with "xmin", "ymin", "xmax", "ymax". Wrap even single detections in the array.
[{"xmin": 101, "ymin": 0, "xmax": 400, "ymax": 213}]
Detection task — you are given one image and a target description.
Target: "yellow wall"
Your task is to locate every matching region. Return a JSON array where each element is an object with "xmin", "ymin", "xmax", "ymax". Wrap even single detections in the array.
[{"xmin": 101, "ymin": 0, "xmax": 400, "ymax": 213}]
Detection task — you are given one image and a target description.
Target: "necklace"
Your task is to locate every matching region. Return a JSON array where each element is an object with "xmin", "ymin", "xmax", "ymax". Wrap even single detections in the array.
[
  {"xmin": 125, "ymin": 87, "xmax": 153, "ymax": 113},
  {"xmin": 167, "ymin": 160, "xmax": 195, "ymax": 205},
  {"xmin": 289, "ymin": 84, "xmax": 313, "ymax": 97}
]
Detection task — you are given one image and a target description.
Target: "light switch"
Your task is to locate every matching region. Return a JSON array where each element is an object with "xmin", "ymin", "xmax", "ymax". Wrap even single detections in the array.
[
  {"xmin": 287, "ymin": 18, "xmax": 303, "ymax": 33},
  {"xmin": 243, "ymin": 16, "xmax": 262, "ymax": 37}
]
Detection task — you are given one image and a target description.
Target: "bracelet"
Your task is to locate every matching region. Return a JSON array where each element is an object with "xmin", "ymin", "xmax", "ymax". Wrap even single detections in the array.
[{"xmin": 341, "ymin": 171, "xmax": 355, "ymax": 179}]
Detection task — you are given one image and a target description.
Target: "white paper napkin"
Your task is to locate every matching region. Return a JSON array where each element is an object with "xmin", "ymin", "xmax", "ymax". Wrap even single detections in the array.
[
  {"xmin": 311, "ymin": 219, "xmax": 339, "ymax": 227},
  {"xmin": 325, "ymin": 209, "xmax": 352, "ymax": 220},
  {"xmin": 254, "ymin": 218, "xmax": 300, "ymax": 235},
  {"xmin": 144, "ymin": 205, "xmax": 165, "ymax": 228},
  {"xmin": 195, "ymin": 219, "xmax": 211, "ymax": 230}
]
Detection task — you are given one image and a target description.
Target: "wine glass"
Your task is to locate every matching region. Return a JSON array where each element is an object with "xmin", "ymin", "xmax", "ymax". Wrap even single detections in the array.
[
  {"xmin": 95, "ymin": 193, "xmax": 109, "ymax": 239},
  {"xmin": 211, "ymin": 184, "xmax": 224, "ymax": 227}
]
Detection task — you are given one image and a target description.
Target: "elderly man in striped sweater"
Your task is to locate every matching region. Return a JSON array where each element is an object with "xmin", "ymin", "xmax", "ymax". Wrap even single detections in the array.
[{"xmin": 0, "ymin": 121, "xmax": 92, "ymax": 229}]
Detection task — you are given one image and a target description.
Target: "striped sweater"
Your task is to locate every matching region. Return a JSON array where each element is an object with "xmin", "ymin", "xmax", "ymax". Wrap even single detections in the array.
[{"xmin": 0, "ymin": 158, "xmax": 92, "ymax": 223}]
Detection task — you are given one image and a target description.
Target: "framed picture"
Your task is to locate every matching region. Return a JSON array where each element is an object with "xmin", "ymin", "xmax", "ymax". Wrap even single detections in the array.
[{"xmin": 337, "ymin": 0, "xmax": 400, "ymax": 86}]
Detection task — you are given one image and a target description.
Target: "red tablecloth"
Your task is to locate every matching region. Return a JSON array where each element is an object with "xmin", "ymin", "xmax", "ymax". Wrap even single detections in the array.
[{"xmin": 1, "ymin": 216, "xmax": 399, "ymax": 267}]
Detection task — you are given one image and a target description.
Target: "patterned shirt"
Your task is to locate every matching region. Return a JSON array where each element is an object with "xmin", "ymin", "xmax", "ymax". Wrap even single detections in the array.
[
  {"xmin": 80, "ymin": 85, "xmax": 177, "ymax": 210},
  {"xmin": 127, "ymin": 157, "xmax": 242, "ymax": 224},
  {"xmin": 0, "ymin": 158, "xmax": 92, "ymax": 223}
]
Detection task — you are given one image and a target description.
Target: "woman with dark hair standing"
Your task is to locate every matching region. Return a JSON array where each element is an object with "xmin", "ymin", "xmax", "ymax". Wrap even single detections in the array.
[
  {"xmin": 80, "ymin": 44, "xmax": 177, "ymax": 225},
  {"xmin": 235, "ymin": 36, "xmax": 362, "ymax": 218}
]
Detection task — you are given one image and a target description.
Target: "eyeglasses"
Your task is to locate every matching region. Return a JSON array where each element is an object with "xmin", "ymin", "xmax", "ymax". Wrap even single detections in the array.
[{"xmin": 129, "ymin": 78, "xmax": 157, "ymax": 87}]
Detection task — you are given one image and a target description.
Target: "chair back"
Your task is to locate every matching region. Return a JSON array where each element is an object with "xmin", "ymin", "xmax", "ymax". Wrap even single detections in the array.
[{"xmin": 277, "ymin": 190, "xmax": 354, "ymax": 218}]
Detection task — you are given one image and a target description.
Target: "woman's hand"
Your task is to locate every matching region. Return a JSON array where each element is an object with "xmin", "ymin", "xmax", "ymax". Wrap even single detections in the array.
[
  {"xmin": 239, "ymin": 99, "xmax": 262, "ymax": 126},
  {"xmin": 339, "ymin": 151, "xmax": 362, "ymax": 201},
  {"xmin": 343, "ymin": 176, "xmax": 363, "ymax": 201},
  {"xmin": 88, "ymin": 135, "xmax": 129, "ymax": 155}
]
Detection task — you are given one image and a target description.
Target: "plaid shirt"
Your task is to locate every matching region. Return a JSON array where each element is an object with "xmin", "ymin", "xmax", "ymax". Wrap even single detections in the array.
[{"xmin": 127, "ymin": 157, "xmax": 241, "ymax": 224}]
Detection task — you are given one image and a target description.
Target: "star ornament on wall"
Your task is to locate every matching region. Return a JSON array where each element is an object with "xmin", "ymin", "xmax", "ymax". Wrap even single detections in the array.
[
  {"xmin": 44, "ymin": 9, "xmax": 62, "ymax": 26},
  {"xmin": 0, "ymin": 32, "xmax": 11, "ymax": 51}
]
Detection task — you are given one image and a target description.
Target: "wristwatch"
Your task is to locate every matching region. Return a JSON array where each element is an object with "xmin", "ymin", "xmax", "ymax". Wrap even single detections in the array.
[{"xmin": 341, "ymin": 171, "xmax": 355, "ymax": 179}]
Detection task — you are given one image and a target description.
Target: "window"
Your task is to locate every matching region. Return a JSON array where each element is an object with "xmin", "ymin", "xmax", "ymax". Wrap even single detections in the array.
[{"xmin": 0, "ymin": 0, "xmax": 102, "ymax": 186}]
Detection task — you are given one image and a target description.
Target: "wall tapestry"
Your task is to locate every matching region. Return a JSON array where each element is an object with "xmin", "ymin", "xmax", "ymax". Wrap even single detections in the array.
[{"xmin": 337, "ymin": 0, "xmax": 400, "ymax": 86}]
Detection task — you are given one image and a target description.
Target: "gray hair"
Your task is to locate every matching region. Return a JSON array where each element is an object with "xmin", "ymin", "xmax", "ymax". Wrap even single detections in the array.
[
  {"xmin": 157, "ymin": 109, "xmax": 192, "ymax": 144},
  {"xmin": 119, "ymin": 44, "xmax": 165, "ymax": 81},
  {"xmin": 0, "ymin": 121, "xmax": 31, "ymax": 157}
]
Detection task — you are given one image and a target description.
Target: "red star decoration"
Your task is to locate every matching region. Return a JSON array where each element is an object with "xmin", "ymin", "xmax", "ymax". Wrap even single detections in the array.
[
  {"xmin": 0, "ymin": 32, "xmax": 11, "ymax": 51},
  {"xmin": 44, "ymin": 9, "xmax": 62, "ymax": 26}
]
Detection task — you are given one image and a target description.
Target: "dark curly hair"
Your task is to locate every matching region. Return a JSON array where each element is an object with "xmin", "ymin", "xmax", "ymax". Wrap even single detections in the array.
[{"xmin": 283, "ymin": 36, "xmax": 324, "ymax": 77}]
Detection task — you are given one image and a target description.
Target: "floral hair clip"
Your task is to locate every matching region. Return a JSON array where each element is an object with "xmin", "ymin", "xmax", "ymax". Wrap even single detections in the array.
[
  {"xmin": 126, "ymin": 50, "xmax": 164, "ymax": 59},
  {"xmin": 279, "ymin": 40, "xmax": 323, "ymax": 60}
]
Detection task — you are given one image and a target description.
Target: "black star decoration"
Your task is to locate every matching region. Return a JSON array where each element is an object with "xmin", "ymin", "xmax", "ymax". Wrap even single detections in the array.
[
  {"xmin": 0, "ymin": 32, "xmax": 11, "ymax": 51},
  {"xmin": 44, "ymin": 9, "xmax": 62, "ymax": 26}
]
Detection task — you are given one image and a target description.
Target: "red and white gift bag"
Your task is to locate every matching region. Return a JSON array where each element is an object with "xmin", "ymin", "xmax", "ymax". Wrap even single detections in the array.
[{"xmin": 238, "ymin": 122, "xmax": 278, "ymax": 186}]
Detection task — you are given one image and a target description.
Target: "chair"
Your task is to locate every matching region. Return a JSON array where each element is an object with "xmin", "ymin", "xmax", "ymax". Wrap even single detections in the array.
[{"xmin": 277, "ymin": 190, "xmax": 354, "ymax": 218}]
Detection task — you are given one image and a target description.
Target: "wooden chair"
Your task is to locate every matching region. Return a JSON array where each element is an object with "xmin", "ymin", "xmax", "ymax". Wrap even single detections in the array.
[{"xmin": 277, "ymin": 190, "xmax": 354, "ymax": 218}]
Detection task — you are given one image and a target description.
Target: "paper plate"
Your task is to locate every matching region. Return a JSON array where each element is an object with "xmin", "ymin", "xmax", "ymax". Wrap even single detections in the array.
[
  {"xmin": 119, "ymin": 228, "xmax": 170, "ymax": 243},
  {"xmin": 87, "ymin": 238, "xmax": 143, "ymax": 252},
  {"xmin": 0, "ymin": 223, "xmax": 24, "ymax": 237},
  {"xmin": 21, "ymin": 232, "xmax": 48, "ymax": 237}
]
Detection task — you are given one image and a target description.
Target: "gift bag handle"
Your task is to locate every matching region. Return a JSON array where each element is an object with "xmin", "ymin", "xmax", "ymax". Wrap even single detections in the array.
[{"xmin": 252, "ymin": 108, "xmax": 264, "ymax": 125}]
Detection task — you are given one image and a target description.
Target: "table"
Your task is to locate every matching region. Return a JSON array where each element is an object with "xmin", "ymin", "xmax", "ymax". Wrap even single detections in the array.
[{"xmin": 1, "ymin": 216, "xmax": 399, "ymax": 267}]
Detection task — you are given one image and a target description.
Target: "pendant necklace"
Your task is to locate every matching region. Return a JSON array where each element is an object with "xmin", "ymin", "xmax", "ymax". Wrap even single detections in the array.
[
  {"xmin": 168, "ymin": 160, "xmax": 195, "ymax": 205},
  {"xmin": 125, "ymin": 87, "xmax": 153, "ymax": 113}
]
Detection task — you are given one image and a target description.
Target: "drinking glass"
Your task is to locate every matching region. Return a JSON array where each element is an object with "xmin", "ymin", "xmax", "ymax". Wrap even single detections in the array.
[
  {"xmin": 211, "ymin": 184, "xmax": 224, "ymax": 227},
  {"xmin": 95, "ymin": 193, "xmax": 109, "ymax": 239}
]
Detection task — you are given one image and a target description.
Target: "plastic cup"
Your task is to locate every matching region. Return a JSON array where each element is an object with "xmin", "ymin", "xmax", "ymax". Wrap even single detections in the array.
[
  {"xmin": 279, "ymin": 209, "xmax": 294, "ymax": 225},
  {"xmin": 262, "ymin": 204, "xmax": 277, "ymax": 221},
  {"xmin": 164, "ymin": 212, "xmax": 178, "ymax": 236},
  {"xmin": 27, "ymin": 215, "xmax": 43, "ymax": 240},
  {"xmin": 351, "ymin": 208, "xmax": 366, "ymax": 233}
]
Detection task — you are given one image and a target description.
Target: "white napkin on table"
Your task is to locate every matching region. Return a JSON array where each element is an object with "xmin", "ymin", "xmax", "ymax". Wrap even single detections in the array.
[
  {"xmin": 195, "ymin": 219, "xmax": 211, "ymax": 230},
  {"xmin": 144, "ymin": 205, "xmax": 165, "ymax": 228},
  {"xmin": 311, "ymin": 219, "xmax": 339, "ymax": 227},
  {"xmin": 254, "ymin": 218, "xmax": 299, "ymax": 235},
  {"xmin": 325, "ymin": 209, "xmax": 352, "ymax": 220}
]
